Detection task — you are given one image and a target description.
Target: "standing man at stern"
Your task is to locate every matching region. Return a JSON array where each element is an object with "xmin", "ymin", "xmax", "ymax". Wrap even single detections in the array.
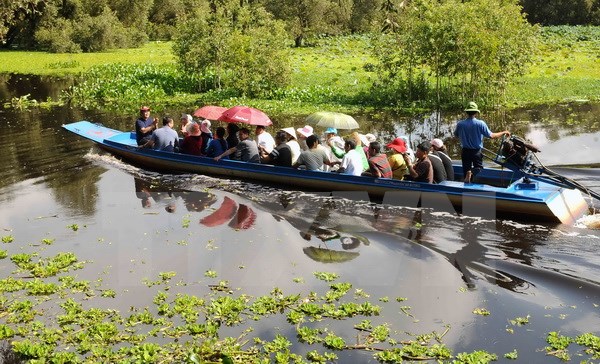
[{"xmin": 454, "ymin": 101, "xmax": 510, "ymax": 182}]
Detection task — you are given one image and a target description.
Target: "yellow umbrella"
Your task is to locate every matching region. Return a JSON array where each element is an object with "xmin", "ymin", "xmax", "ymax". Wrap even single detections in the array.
[
  {"xmin": 302, "ymin": 246, "xmax": 359, "ymax": 263},
  {"xmin": 306, "ymin": 111, "xmax": 359, "ymax": 130}
]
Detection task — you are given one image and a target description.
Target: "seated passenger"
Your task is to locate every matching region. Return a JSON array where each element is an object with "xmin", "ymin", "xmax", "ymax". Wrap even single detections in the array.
[
  {"xmin": 405, "ymin": 141, "xmax": 433, "ymax": 183},
  {"xmin": 214, "ymin": 127, "xmax": 259, "ymax": 163},
  {"xmin": 296, "ymin": 125, "xmax": 314, "ymax": 151},
  {"xmin": 386, "ymin": 137, "xmax": 409, "ymax": 180},
  {"xmin": 294, "ymin": 135, "xmax": 331, "ymax": 171},
  {"xmin": 324, "ymin": 127, "xmax": 345, "ymax": 166},
  {"xmin": 260, "ymin": 130, "xmax": 292, "ymax": 167},
  {"xmin": 400, "ymin": 135, "xmax": 415, "ymax": 164},
  {"xmin": 226, "ymin": 123, "xmax": 240, "ymax": 151},
  {"xmin": 431, "ymin": 138, "xmax": 455, "ymax": 181},
  {"xmin": 363, "ymin": 142, "xmax": 393, "ymax": 178},
  {"xmin": 333, "ymin": 139, "xmax": 363, "ymax": 176},
  {"xmin": 428, "ymin": 146, "xmax": 447, "ymax": 183},
  {"xmin": 142, "ymin": 116, "xmax": 179, "ymax": 152},
  {"xmin": 180, "ymin": 123, "xmax": 203, "ymax": 156},
  {"xmin": 330, "ymin": 131, "xmax": 369, "ymax": 172},
  {"xmin": 200, "ymin": 120, "xmax": 213, "ymax": 155},
  {"xmin": 180, "ymin": 113, "xmax": 195, "ymax": 137},
  {"xmin": 256, "ymin": 125, "xmax": 275, "ymax": 154},
  {"xmin": 281, "ymin": 127, "xmax": 301, "ymax": 164},
  {"xmin": 206, "ymin": 127, "xmax": 229, "ymax": 159},
  {"xmin": 135, "ymin": 106, "xmax": 158, "ymax": 146}
]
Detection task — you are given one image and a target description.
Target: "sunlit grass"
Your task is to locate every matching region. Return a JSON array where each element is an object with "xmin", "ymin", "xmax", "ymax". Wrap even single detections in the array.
[
  {"xmin": 0, "ymin": 41, "xmax": 175, "ymax": 75},
  {"xmin": 289, "ymin": 35, "xmax": 376, "ymax": 97}
]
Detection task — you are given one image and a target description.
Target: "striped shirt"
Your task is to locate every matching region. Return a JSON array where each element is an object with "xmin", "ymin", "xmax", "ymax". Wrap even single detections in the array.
[{"xmin": 368, "ymin": 153, "xmax": 393, "ymax": 178}]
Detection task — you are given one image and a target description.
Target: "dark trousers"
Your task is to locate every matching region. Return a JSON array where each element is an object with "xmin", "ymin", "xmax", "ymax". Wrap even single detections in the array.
[{"xmin": 461, "ymin": 148, "xmax": 483, "ymax": 177}]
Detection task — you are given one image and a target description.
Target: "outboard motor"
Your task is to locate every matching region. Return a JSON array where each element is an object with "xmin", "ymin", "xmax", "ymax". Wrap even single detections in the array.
[
  {"xmin": 493, "ymin": 135, "xmax": 600, "ymax": 204},
  {"xmin": 497, "ymin": 136, "xmax": 540, "ymax": 172}
]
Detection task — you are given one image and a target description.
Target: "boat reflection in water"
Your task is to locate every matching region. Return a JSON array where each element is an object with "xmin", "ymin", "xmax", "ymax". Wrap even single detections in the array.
[
  {"xmin": 200, "ymin": 196, "xmax": 257, "ymax": 230},
  {"xmin": 134, "ymin": 177, "xmax": 218, "ymax": 213},
  {"xmin": 135, "ymin": 177, "xmax": 257, "ymax": 230}
]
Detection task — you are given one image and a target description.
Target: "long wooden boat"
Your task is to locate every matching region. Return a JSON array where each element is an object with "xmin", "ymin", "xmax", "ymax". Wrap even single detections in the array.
[{"xmin": 63, "ymin": 121, "xmax": 590, "ymax": 224}]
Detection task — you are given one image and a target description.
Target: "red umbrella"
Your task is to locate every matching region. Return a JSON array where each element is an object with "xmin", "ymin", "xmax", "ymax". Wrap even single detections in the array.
[
  {"xmin": 217, "ymin": 106, "xmax": 272, "ymax": 126},
  {"xmin": 193, "ymin": 105, "xmax": 227, "ymax": 120},
  {"xmin": 200, "ymin": 197, "xmax": 238, "ymax": 227}
]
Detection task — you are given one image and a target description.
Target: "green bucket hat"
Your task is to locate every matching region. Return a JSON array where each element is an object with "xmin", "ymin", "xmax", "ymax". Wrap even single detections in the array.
[{"xmin": 464, "ymin": 101, "xmax": 480, "ymax": 113}]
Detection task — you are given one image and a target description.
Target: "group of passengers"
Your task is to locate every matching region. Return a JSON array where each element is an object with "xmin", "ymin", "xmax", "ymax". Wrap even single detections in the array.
[{"xmin": 134, "ymin": 105, "xmax": 457, "ymax": 184}]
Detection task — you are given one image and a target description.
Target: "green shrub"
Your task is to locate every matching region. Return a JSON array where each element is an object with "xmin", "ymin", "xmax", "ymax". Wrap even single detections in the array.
[{"xmin": 65, "ymin": 63, "xmax": 200, "ymax": 110}]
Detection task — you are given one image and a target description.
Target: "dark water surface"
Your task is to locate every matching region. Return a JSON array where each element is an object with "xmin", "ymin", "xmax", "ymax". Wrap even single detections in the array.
[{"xmin": 1, "ymin": 76, "xmax": 600, "ymax": 361}]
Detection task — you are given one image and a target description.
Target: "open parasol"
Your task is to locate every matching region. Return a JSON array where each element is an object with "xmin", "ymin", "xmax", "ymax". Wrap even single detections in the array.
[
  {"xmin": 193, "ymin": 105, "xmax": 228, "ymax": 120},
  {"xmin": 217, "ymin": 106, "xmax": 272, "ymax": 126},
  {"xmin": 305, "ymin": 111, "xmax": 359, "ymax": 130},
  {"xmin": 302, "ymin": 246, "xmax": 359, "ymax": 263}
]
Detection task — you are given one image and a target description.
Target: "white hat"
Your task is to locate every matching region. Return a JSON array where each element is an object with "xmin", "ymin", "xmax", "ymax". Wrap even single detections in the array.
[
  {"xmin": 358, "ymin": 133, "xmax": 370, "ymax": 147},
  {"xmin": 181, "ymin": 113, "xmax": 192, "ymax": 122},
  {"xmin": 365, "ymin": 133, "xmax": 376, "ymax": 143},
  {"xmin": 431, "ymin": 138, "xmax": 444, "ymax": 149},
  {"xmin": 280, "ymin": 127, "xmax": 297, "ymax": 139},
  {"xmin": 296, "ymin": 125, "xmax": 314, "ymax": 138},
  {"xmin": 200, "ymin": 120, "xmax": 211, "ymax": 134}
]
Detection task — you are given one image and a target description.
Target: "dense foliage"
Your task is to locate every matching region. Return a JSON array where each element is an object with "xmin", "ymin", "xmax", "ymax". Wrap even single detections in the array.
[
  {"xmin": 66, "ymin": 63, "xmax": 200, "ymax": 110},
  {"xmin": 3, "ymin": 0, "xmax": 600, "ymax": 52},
  {"xmin": 520, "ymin": 0, "xmax": 600, "ymax": 26},
  {"xmin": 369, "ymin": 0, "xmax": 538, "ymax": 109},
  {"xmin": 172, "ymin": 3, "xmax": 291, "ymax": 98}
]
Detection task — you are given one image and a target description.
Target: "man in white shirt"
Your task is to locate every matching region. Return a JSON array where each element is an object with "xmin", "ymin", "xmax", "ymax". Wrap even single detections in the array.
[
  {"xmin": 255, "ymin": 125, "xmax": 275, "ymax": 154},
  {"xmin": 335, "ymin": 139, "xmax": 363, "ymax": 176}
]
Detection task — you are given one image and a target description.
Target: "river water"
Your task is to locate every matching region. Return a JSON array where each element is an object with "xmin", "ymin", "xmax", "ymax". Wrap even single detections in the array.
[{"xmin": 0, "ymin": 75, "xmax": 599, "ymax": 361}]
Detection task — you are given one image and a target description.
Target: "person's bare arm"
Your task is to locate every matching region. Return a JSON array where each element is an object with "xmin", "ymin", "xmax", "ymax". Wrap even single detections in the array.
[
  {"xmin": 404, "ymin": 154, "xmax": 418, "ymax": 178},
  {"xmin": 214, "ymin": 147, "xmax": 236, "ymax": 161},
  {"xmin": 140, "ymin": 118, "xmax": 158, "ymax": 134},
  {"xmin": 491, "ymin": 130, "xmax": 510, "ymax": 139}
]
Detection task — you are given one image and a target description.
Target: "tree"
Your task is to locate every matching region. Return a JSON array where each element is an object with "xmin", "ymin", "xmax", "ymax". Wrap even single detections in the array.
[
  {"xmin": 262, "ymin": 0, "xmax": 332, "ymax": 47},
  {"xmin": 519, "ymin": 0, "xmax": 595, "ymax": 25},
  {"xmin": 0, "ymin": 0, "xmax": 48, "ymax": 48},
  {"xmin": 372, "ymin": 0, "xmax": 539, "ymax": 107},
  {"xmin": 172, "ymin": 3, "xmax": 291, "ymax": 96}
]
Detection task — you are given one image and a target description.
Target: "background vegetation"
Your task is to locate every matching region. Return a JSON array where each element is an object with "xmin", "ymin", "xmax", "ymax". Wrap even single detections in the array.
[{"xmin": 1, "ymin": 0, "xmax": 600, "ymax": 113}]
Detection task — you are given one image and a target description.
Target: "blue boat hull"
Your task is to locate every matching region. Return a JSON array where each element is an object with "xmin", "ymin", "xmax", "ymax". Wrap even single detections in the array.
[{"xmin": 62, "ymin": 121, "xmax": 589, "ymax": 224}]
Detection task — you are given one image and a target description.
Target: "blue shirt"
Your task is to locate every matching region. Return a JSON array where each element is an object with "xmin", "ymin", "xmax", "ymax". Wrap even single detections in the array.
[
  {"xmin": 135, "ymin": 117, "xmax": 154, "ymax": 144},
  {"xmin": 151, "ymin": 126, "xmax": 179, "ymax": 152},
  {"xmin": 206, "ymin": 138, "xmax": 229, "ymax": 158},
  {"xmin": 454, "ymin": 117, "xmax": 492, "ymax": 149}
]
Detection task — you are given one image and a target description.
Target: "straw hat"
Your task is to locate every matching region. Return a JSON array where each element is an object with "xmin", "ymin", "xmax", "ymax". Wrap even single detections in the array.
[
  {"xmin": 280, "ymin": 127, "xmax": 297, "ymax": 140},
  {"xmin": 386, "ymin": 137, "xmax": 407, "ymax": 153}
]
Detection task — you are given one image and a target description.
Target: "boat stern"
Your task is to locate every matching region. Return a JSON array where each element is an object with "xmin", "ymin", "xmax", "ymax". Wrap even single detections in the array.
[{"xmin": 546, "ymin": 187, "xmax": 589, "ymax": 224}]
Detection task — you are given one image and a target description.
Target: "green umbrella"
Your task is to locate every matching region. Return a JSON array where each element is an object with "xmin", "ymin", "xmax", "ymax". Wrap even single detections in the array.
[
  {"xmin": 303, "ymin": 246, "xmax": 359, "ymax": 263},
  {"xmin": 305, "ymin": 111, "xmax": 359, "ymax": 130}
]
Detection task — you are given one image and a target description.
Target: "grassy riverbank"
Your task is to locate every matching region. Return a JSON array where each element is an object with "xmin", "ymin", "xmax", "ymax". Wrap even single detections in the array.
[{"xmin": 1, "ymin": 28, "xmax": 599, "ymax": 111}]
